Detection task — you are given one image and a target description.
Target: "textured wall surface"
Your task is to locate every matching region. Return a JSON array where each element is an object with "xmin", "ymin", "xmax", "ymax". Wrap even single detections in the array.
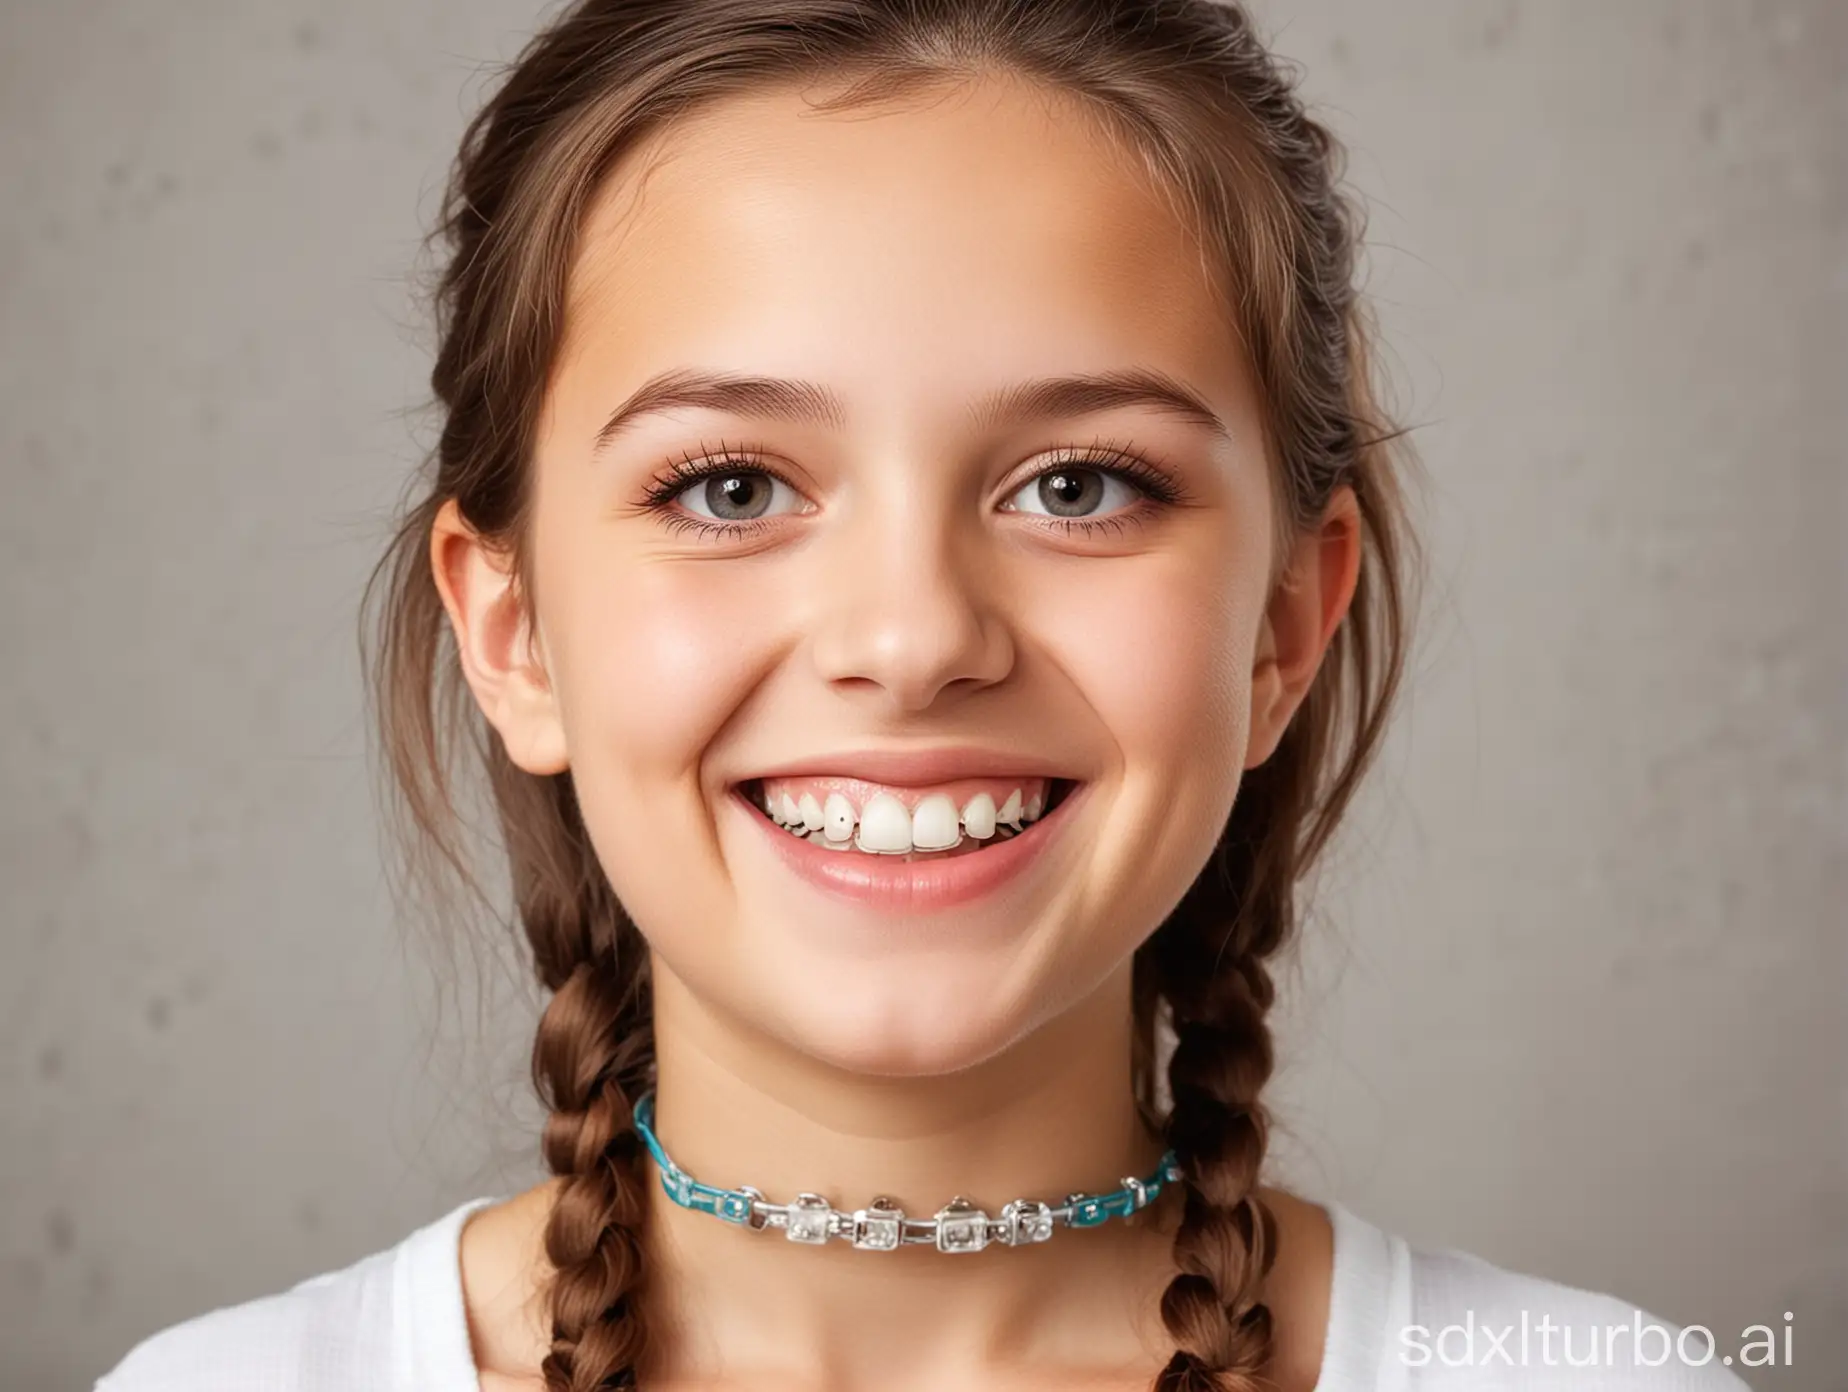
[{"xmin": 1, "ymin": 2, "xmax": 1841, "ymax": 1389}]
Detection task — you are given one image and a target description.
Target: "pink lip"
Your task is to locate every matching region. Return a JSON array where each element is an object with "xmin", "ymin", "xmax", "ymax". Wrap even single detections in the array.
[
  {"xmin": 736, "ymin": 779, "xmax": 1087, "ymax": 913},
  {"xmin": 740, "ymin": 745, "xmax": 1074, "ymax": 789}
]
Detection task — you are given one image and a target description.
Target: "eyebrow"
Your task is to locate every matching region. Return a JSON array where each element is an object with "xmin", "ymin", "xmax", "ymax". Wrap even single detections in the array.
[{"xmin": 592, "ymin": 365, "xmax": 1232, "ymax": 450}]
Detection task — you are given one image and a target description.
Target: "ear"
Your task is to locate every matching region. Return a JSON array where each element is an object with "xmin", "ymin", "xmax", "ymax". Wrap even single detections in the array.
[
  {"xmin": 1245, "ymin": 484, "xmax": 1363, "ymax": 770},
  {"xmin": 429, "ymin": 498, "xmax": 570, "ymax": 776}
]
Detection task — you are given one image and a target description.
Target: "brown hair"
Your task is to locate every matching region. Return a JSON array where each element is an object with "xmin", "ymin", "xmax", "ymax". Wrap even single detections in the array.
[{"xmin": 362, "ymin": 1, "xmax": 1420, "ymax": 1387}]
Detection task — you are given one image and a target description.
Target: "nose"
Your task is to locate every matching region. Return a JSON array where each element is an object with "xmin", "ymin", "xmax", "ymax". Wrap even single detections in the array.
[{"xmin": 806, "ymin": 493, "xmax": 1016, "ymax": 714}]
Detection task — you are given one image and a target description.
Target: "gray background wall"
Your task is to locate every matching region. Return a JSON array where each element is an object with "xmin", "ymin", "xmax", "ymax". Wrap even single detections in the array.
[{"xmin": 1, "ymin": 1, "xmax": 1842, "ymax": 1388}]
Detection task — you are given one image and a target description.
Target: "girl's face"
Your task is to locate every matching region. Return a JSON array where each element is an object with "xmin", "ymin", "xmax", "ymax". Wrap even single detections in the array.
[{"xmin": 439, "ymin": 75, "xmax": 1348, "ymax": 1075}]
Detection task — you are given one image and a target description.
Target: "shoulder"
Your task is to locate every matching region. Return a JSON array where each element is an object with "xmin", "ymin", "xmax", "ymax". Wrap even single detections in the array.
[
  {"xmin": 92, "ymin": 1254, "xmax": 396, "ymax": 1392},
  {"xmin": 93, "ymin": 1244, "xmax": 406, "ymax": 1392},
  {"xmin": 93, "ymin": 1199, "xmax": 497, "ymax": 1392},
  {"xmin": 1395, "ymin": 1232, "xmax": 1755, "ymax": 1390}
]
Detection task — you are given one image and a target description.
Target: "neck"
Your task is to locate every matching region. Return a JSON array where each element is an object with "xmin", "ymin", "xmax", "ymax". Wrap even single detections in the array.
[
  {"xmin": 461, "ymin": 953, "xmax": 1336, "ymax": 1391},
  {"xmin": 464, "ymin": 954, "xmax": 1345, "ymax": 1390},
  {"xmin": 633, "ymin": 952, "xmax": 1177, "ymax": 1388}
]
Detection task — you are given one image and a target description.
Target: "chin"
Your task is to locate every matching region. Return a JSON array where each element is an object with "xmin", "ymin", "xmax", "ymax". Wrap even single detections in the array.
[{"xmin": 736, "ymin": 944, "xmax": 1049, "ymax": 1080}]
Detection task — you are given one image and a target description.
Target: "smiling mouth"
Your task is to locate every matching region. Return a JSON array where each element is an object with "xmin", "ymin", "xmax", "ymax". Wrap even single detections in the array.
[{"xmin": 735, "ymin": 777, "xmax": 1080, "ymax": 861}]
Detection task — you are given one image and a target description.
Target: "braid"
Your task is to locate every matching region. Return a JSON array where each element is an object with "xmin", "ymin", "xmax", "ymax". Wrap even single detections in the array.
[
  {"xmin": 1155, "ymin": 964, "xmax": 1281, "ymax": 1390},
  {"xmin": 1147, "ymin": 753, "xmax": 1304, "ymax": 1392},
  {"xmin": 519, "ymin": 774, "xmax": 658, "ymax": 1391}
]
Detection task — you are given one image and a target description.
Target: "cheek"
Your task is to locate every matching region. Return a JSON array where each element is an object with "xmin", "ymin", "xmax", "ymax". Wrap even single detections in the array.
[
  {"xmin": 533, "ymin": 512, "xmax": 784, "ymax": 859},
  {"xmin": 536, "ymin": 549, "xmax": 789, "ymax": 965},
  {"xmin": 1019, "ymin": 541, "xmax": 1261, "ymax": 951},
  {"xmin": 1031, "ymin": 547, "xmax": 1256, "ymax": 773}
]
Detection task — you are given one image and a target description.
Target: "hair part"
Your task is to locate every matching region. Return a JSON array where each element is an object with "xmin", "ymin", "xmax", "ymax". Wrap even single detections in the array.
[{"xmin": 362, "ymin": 2, "xmax": 1422, "ymax": 1388}]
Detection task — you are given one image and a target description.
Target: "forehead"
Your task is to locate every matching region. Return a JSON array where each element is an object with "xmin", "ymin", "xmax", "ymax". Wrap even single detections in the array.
[{"xmin": 555, "ymin": 73, "xmax": 1248, "ymax": 432}]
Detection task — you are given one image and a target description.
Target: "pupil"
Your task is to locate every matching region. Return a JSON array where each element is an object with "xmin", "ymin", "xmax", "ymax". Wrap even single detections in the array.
[
  {"xmin": 705, "ymin": 473, "xmax": 770, "ymax": 520},
  {"xmin": 1039, "ymin": 469, "xmax": 1102, "ymax": 517}
]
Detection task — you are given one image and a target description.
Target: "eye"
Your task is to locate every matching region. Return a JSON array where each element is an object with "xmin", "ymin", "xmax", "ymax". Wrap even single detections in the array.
[
  {"xmin": 669, "ymin": 466, "xmax": 807, "ymax": 523},
  {"xmin": 1003, "ymin": 464, "xmax": 1147, "ymax": 520}
]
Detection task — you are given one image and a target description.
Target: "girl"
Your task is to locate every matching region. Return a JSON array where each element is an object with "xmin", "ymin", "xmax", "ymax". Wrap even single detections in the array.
[{"xmin": 100, "ymin": 2, "xmax": 1748, "ymax": 1389}]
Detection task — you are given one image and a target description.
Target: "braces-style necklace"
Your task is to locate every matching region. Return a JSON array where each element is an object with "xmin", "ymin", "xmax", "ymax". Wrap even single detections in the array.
[{"xmin": 633, "ymin": 1091, "xmax": 1182, "ymax": 1253}]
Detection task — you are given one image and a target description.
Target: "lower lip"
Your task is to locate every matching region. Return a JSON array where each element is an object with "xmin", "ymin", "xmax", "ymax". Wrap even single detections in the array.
[{"xmin": 736, "ymin": 781, "xmax": 1085, "ymax": 912}]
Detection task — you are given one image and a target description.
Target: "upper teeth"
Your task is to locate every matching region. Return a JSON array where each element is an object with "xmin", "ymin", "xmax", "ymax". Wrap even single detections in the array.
[{"xmin": 756, "ymin": 783, "xmax": 1051, "ymax": 854}]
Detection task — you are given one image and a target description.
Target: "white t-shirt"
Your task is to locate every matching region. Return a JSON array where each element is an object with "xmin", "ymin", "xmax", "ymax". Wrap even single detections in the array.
[{"xmin": 95, "ymin": 1197, "xmax": 1754, "ymax": 1390}]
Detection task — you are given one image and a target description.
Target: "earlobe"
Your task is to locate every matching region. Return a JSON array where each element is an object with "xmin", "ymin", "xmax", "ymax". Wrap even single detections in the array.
[
  {"xmin": 1244, "ymin": 485, "xmax": 1363, "ymax": 770},
  {"xmin": 428, "ymin": 499, "xmax": 571, "ymax": 776}
]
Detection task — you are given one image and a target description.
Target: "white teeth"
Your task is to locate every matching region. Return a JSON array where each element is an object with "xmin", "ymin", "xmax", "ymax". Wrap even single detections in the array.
[
  {"xmin": 961, "ymin": 791, "xmax": 997, "ymax": 840},
  {"xmin": 759, "ymin": 780, "xmax": 1063, "ymax": 849},
  {"xmin": 823, "ymin": 792, "xmax": 856, "ymax": 842},
  {"xmin": 910, "ymin": 793, "xmax": 962, "ymax": 852},
  {"xmin": 855, "ymin": 791, "xmax": 914, "ymax": 854}
]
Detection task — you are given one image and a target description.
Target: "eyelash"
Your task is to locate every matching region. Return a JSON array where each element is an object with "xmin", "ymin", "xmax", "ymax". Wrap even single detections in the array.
[{"xmin": 637, "ymin": 436, "xmax": 1189, "ymax": 543}]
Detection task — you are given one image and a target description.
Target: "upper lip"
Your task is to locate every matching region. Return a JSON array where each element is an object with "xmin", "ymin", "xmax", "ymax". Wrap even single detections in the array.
[{"xmin": 738, "ymin": 746, "xmax": 1078, "ymax": 788}]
